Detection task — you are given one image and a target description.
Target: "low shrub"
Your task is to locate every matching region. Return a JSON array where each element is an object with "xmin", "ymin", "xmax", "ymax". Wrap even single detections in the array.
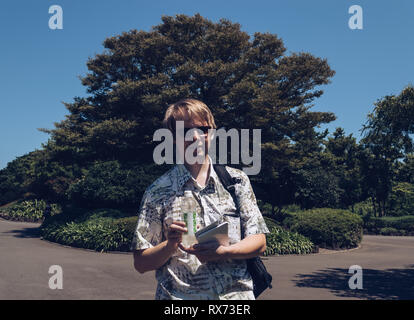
[
  {"xmin": 284, "ymin": 208, "xmax": 363, "ymax": 249},
  {"xmin": 257, "ymin": 200, "xmax": 273, "ymax": 216},
  {"xmin": 264, "ymin": 216, "xmax": 279, "ymax": 230},
  {"xmin": 39, "ymin": 207, "xmax": 317, "ymax": 254},
  {"xmin": 282, "ymin": 204, "xmax": 302, "ymax": 214},
  {"xmin": 379, "ymin": 227, "xmax": 403, "ymax": 236},
  {"xmin": 365, "ymin": 216, "xmax": 414, "ymax": 235},
  {"xmin": 264, "ymin": 226, "xmax": 315, "ymax": 256},
  {"xmin": 40, "ymin": 208, "xmax": 136, "ymax": 252},
  {"xmin": 0, "ymin": 199, "xmax": 61, "ymax": 222}
]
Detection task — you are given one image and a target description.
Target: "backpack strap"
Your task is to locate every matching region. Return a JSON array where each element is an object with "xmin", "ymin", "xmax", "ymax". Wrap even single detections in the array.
[
  {"xmin": 214, "ymin": 164, "xmax": 273, "ymax": 297},
  {"xmin": 213, "ymin": 164, "xmax": 242, "ymax": 219},
  {"xmin": 213, "ymin": 164, "xmax": 242, "ymax": 189}
]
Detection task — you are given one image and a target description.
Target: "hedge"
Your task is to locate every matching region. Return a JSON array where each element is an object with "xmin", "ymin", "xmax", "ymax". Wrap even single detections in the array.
[
  {"xmin": 40, "ymin": 208, "xmax": 317, "ymax": 255},
  {"xmin": 263, "ymin": 216, "xmax": 279, "ymax": 230},
  {"xmin": 264, "ymin": 226, "xmax": 315, "ymax": 256},
  {"xmin": 40, "ymin": 208, "xmax": 137, "ymax": 252},
  {"xmin": 284, "ymin": 208, "xmax": 363, "ymax": 249},
  {"xmin": 364, "ymin": 216, "xmax": 414, "ymax": 236},
  {"xmin": 0, "ymin": 199, "xmax": 61, "ymax": 222}
]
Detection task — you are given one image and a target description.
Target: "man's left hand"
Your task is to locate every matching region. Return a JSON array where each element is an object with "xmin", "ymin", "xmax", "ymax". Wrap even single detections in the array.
[{"xmin": 179, "ymin": 242, "xmax": 229, "ymax": 263}]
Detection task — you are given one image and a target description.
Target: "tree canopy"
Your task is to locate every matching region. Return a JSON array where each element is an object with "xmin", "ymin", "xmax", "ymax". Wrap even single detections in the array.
[{"xmin": 2, "ymin": 13, "xmax": 412, "ymax": 218}]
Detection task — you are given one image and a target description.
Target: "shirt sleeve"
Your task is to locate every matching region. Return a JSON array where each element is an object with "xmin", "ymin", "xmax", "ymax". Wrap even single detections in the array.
[
  {"xmin": 232, "ymin": 169, "xmax": 270, "ymax": 238},
  {"xmin": 130, "ymin": 189, "xmax": 163, "ymax": 251}
]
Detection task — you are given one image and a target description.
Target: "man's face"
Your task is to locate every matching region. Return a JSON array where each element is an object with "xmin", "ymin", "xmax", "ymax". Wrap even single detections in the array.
[{"xmin": 175, "ymin": 115, "xmax": 212, "ymax": 165}]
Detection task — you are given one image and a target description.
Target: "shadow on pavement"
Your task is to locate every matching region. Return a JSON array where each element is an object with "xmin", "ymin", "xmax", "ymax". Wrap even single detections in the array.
[
  {"xmin": 294, "ymin": 265, "xmax": 414, "ymax": 300},
  {"xmin": 4, "ymin": 226, "xmax": 41, "ymax": 238}
]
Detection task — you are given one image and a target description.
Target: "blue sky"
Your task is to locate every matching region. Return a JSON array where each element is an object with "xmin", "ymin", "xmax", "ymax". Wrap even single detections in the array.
[{"xmin": 0, "ymin": 0, "xmax": 413, "ymax": 169}]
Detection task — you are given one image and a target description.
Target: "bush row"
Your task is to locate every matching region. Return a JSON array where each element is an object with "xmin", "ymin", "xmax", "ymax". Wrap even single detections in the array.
[
  {"xmin": 40, "ymin": 210, "xmax": 316, "ymax": 255},
  {"xmin": 364, "ymin": 216, "xmax": 414, "ymax": 236},
  {"xmin": 0, "ymin": 199, "xmax": 61, "ymax": 222},
  {"xmin": 264, "ymin": 225, "xmax": 315, "ymax": 256},
  {"xmin": 40, "ymin": 208, "xmax": 136, "ymax": 252},
  {"xmin": 283, "ymin": 208, "xmax": 363, "ymax": 249},
  {"xmin": 3, "ymin": 198, "xmax": 362, "ymax": 254}
]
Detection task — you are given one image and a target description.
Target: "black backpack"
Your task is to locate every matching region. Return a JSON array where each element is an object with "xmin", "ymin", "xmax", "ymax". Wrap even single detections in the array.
[{"xmin": 213, "ymin": 164, "xmax": 273, "ymax": 298}]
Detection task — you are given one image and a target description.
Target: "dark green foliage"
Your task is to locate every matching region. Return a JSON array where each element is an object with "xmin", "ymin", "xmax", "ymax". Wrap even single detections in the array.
[
  {"xmin": 284, "ymin": 208, "xmax": 363, "ymax": 249},
  {"xmin": 386, "ymin": 182, "xmax": 414, "ymax": 216},
  {"xmin": 263, "ymin": 216, "xmax": 279, "ymax": 230},
  {"xmin": 0, "ymin": 199, "xmax": 62, "ymax": 222},
  {"xmin": 2, "ymin": 14, "xmax": 413, "ymax": 249},
  {"xmin": 263, "ymin": 215, "xmax": 315, "ymax": 255},
  {"xmin": 351, "ymin": 199, "xmax": 375, "ymax": 217},
  {"xmin": 67, "ymin": 161, "xmax": 168, "ymax": 212},
  {"xmin": 264, "ymin": 226, "xmax": 314, "ymax": 256},
  {"xmin": 352, "ymin": 184, "xmax": 414, "ymax": 219},
  {"xmin": 26, "ymin": 154, "xmax": 82, "ymax": 203},
  {"xmin": 257, "ymin": 200, "xmax": 273, "ymax": 216},
  {"xmin": 39, "ymin": 208, "xmax": 316, "ymax": 254},
  {"xmin": 379, "ymin": 227, "xmax": 400, "ymax": 236},
  {"xmin": 323, "ymin": 128, "xmax": 365, "ymax": 209},
  {"xmin": 359, "ymin": 86, "xmax": 414, "ymax": 216},
  {"xmin": 364, "ymin": 216, "xmax": 414, "ymax": 235},
  {"xmin": 35, "ymin": 13, "xmax": 336, "ymax": 214},
  {"xmin": 294, "ymin": 166, "xmax": 342, "ymax": 209},
  {"xmin": 40, "ymin": 208, "xmax": 137, "ymax": 252},
  {"xmin": 0, "ymin": 151, "xmax": 42, "ymax": 205}
]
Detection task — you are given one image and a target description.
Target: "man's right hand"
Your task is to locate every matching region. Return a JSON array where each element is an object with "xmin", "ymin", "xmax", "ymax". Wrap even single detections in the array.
[
  {"xmin": 166, "ymin": 220, "xmax": 187, "ymax": 250},
  {"xmin": 133, "ymin": 220, "xmax": 188, "ymax": 274}
]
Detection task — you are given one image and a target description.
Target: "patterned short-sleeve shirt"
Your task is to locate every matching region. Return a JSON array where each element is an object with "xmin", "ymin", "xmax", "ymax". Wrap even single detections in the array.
[{"xmin": 131, "ymin": 158, "xmax": 270, "ymax": 300}]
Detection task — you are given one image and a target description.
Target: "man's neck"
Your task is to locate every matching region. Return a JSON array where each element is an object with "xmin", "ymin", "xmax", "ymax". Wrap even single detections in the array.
[{"xmin": 184, "ymin": 156, "xmax": 210, "ymax": 187}]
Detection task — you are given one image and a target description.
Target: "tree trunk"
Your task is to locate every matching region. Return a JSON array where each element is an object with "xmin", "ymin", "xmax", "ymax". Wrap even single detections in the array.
[
  {"xmin": 371, "ymin": 196, "xmax": 377, "ymax": 217},
  {"xmin": 378, "ymin": 199, "xmax": 385, "ymax": 217}
]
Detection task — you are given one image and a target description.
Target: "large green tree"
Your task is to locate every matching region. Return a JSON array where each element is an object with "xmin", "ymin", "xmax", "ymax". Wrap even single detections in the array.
[
  {"xmin": 322, "ymin": 127, "xmax": 364, "ymax": 210},
  {"xmin": 359, "ymin": 85, "xmax": 414, "ymax": 216},
  {"xmin": 31, "ymin": 13, "xmax": 336, "ymax": 210}
]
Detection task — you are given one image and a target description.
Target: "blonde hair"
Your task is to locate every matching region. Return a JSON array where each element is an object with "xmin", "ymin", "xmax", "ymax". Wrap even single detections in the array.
[{"xmin": 163, "ymin": 98, "xmax": 216, "ymax": 132}]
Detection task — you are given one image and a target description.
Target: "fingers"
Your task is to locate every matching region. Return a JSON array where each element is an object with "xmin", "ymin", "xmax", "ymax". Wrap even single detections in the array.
[
  {"xmin": 193, "ymin": 241, "xmax": 220, "ymax": 251},
  {"xmin": 178, "ymin": 243, "xmax": 200, "ymax": 254},
  {"xmin": 169, "ymin": 223, "xmax": 187, "ymax": 234},
  {"xmin": 172, "ymin": 221, "xmax": 187, "ymax": 227},
  {"xmin": 167, "ymin": 221, "xmax": 187, "ymax": 237},
  {"xmin": 178, "ymin": 243, "xmax": 197, "ymax": 252},
  {"xmin": 179, "ymin": 242, "xmax": 219, "ymax": 254},
  {"xmin": 167, "ymin": 221, "xmax": 188, "ymax": 244}
]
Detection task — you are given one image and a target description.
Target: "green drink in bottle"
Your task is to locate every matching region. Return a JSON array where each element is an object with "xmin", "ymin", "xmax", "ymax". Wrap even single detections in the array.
[{"xmin": 181, "ymin": 190, "xmax": 197, "ymax": 247}]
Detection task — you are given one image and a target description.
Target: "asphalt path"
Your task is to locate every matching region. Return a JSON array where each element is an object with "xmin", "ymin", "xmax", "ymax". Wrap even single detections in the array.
[{"xmin": 1, "ymin": 218, "xmax": 413, "ymax": 300}]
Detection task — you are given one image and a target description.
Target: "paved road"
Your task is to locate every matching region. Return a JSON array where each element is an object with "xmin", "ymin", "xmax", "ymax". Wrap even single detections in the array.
[{"xmin": 1, "ymin": 218, "xmax": 413, "ymax": 300}]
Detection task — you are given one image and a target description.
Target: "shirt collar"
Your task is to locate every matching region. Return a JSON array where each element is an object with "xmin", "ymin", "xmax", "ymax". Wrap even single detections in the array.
[{"xmin": 175, "ymin": 155, "xmax": 219, "ymax": 192}]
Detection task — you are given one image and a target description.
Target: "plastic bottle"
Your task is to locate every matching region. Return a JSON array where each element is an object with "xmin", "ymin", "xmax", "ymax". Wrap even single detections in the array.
[{"xmin": 181, "ymin": 190, "xmax": 198, "ymax": 247}]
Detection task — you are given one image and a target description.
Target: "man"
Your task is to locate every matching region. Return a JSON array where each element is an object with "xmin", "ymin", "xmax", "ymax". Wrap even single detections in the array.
[{"xmin": 131, "ymin": 98, "xmax": 269, "ymax": 300}]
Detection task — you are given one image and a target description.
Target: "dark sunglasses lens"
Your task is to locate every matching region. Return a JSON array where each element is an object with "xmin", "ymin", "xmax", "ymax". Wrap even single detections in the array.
[{"xmin": 199, "ymin": 126, "xmax": 211, "ymax": 134}]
